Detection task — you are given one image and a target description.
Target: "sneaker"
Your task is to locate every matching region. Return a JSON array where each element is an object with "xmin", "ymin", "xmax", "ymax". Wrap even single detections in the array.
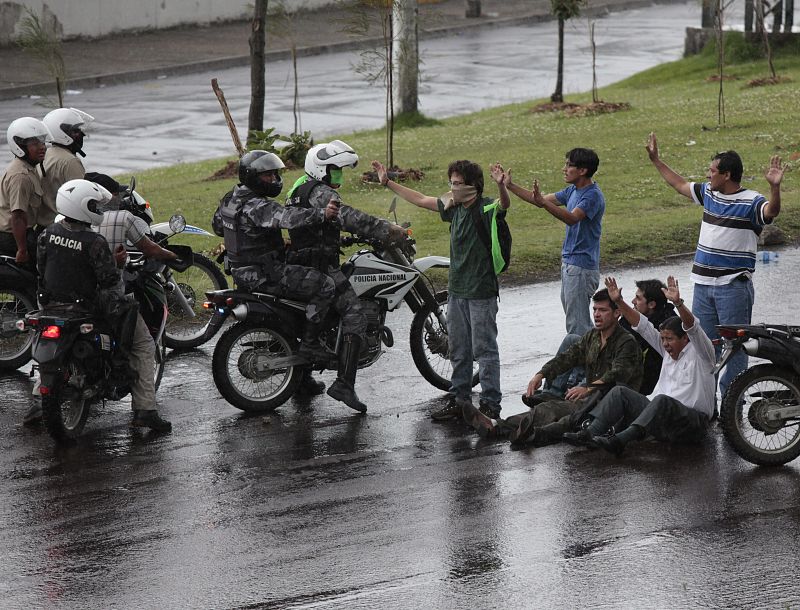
[
  {"xmin": 461, "ymin": 400, "xmax": 497, "ymax": 439},
  {"xmin": 23, "ymin": 401, "xmax": 42, "ymax": 426},
  {"xmin": 130, "ymin": 410, "xmax": 172, "ymax": 433},
  {"xmin": 431, "ymin": 397, "xmax": 465, "ymax": 422}
]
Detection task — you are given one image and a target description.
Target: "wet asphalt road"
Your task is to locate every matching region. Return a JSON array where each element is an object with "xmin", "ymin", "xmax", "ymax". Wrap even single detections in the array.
[
  {"xmin": 0, "ymin": 2, "xmax": 699, "ymax": 175},
  {"xmin": 2, "ymin": 250, "xmax": 800, "ymax": 608}
]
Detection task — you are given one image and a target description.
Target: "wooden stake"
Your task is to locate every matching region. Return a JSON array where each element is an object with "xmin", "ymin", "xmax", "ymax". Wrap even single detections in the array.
[{"xmin": 211, "ymin": 78, "xmax": 246, "ymax": 157}]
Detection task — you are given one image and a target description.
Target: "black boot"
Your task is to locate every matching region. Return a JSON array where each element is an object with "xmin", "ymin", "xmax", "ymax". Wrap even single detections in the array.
[
  {"xmin": 326, "ymin": 334, "xmax": 367, "ymax": 413},
  {"xmin": 294, "ymin": 367, "xmax": 326, "ymax": 396},
  {"xmin": 298, "ymin": 320, "xmax": 324, "ymax": 362}
]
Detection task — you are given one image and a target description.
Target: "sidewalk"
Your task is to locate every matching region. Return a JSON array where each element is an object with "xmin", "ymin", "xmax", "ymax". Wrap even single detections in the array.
[{"xmin": 0, "ymin": 0, "xmax": 687, "ymax": 100}]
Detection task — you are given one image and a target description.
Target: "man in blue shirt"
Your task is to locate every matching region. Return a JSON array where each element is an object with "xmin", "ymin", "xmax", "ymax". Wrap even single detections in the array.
[{"xmin": 506, "ymin": 148, "xmax": 604, "ymax": 335}]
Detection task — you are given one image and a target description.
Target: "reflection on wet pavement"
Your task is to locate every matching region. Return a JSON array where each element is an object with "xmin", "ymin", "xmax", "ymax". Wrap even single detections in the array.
[{"xmin": 1, "ymin": 249, "xmax": 798, "ymax": 607}]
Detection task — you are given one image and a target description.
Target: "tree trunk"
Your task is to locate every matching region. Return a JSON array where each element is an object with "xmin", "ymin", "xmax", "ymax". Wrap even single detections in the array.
[
  {"xmin": 465, "ymin": 0, "xmax": 481, "ymax": 18},
  {"xmin": 394, "ymin": 0, "xmax": 419, "ymax": 115},
  {"xmin": 701, "ymin": 0, "xmax": 715, "ymax": 27},
  {"xmin": 248, "ymin": 0, "xmax": 268, "ymax": 136},
  {"xmin": 774, "ymin": 0, "xmax": 784, "ymax": 32},
  {"xmin": 745, "ymin": 0, "xmax": 754, "ymax": 32},
  {"xmin": 786, "ymin": 0, "xmax": 794, "ymax": 32},
  {"xmin": 551, "ymin": 17, "xmax": 565, "ymax": 103}
]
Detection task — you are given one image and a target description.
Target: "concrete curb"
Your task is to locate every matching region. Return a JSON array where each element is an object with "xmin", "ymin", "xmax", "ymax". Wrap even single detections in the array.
[{"xmin": 0, "ymin": 0, "xmax": 685, "ymax": 101}]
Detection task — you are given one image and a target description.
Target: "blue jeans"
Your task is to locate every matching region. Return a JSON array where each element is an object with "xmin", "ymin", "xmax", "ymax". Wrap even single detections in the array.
[
  {"xmin": 447, "ymin": 295, "xmax": 502, "ymax": 410},
  {"xmin": 692, "ymin": 278, "xmax": 754, "ymax": 400},
  {"xmin": 561, "ymin": 263, "xmax": 599, "ymax": 336},
  {"xmin": 544, "ymin": 333, "xmax": 584, "ymax": 397}
]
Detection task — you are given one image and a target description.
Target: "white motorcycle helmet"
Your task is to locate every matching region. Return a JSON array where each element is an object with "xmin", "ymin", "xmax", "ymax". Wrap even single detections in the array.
[
  {"xmin": 56, "ymin": 179, "xmax": 112, "ymax": 226},
  {"xmin": 42, "ymin": 107, "xmax": 94, "ymax": 147},
  {"xmin": 304, "ymin": 140, "xmax": 359, "ymax": 185},
  {"xmin": 6, "ymin": 117, "xmax": 51, "ymax": 158}
]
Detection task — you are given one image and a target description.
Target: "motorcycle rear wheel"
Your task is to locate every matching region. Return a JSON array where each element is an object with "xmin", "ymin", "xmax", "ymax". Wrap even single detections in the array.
[
  {"xmin": 0, "ymin": 285, "xmax": 36, "ymax": 371},
  {"xmin": 42, "ymin": 384, "xmax": 91, "ymax": 444},
  {"xmin": 720, "ymin": 364, "xmax": 800, "ymax": 466},
  {"xmin": 163, "ymin": 253, "xmax": 227, "ymax": 350},
  {"xmin": 410, "ymin": 290, "xmax": 480, "ymax": 392},
  {"xmin": 212, "ymin": 321, "xmax": 301, "ymax": 412}
]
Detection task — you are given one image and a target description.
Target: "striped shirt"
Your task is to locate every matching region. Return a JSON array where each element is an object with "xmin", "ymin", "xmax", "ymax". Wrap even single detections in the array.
[{"xmin": 689, "ymin": 182, "xmax": 770, "ymax": 286}]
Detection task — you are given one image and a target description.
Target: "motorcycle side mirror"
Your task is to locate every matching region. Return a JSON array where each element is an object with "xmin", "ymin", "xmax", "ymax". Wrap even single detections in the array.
[
  {"xmin": 389, "ymin": 196, "xmax": 398, "ymax": 224},
  {"xmin": 169, "ymin": 214, "xmax": 186, "ymax": 234},
  {"xmin": 129, "ymin": 176, "xmax": 136, "ymax": 192}
]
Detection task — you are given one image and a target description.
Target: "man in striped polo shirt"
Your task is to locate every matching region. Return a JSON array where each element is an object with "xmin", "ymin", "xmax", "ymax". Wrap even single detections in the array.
[{"xmin": 646, "ymin": 132, "xmax": 786, "ymax": 403}]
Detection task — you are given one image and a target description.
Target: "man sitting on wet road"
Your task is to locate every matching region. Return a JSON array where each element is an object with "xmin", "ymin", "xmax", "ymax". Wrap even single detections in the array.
[
  {"xmin": 562, "ymin": 276, "xmax": 715, "ymax": 456},
  {"xmin": 462, "ymin": 288, "xmax": 642, "ymax": 447}
]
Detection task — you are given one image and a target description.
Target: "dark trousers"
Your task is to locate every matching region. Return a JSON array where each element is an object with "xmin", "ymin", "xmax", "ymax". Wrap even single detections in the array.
[
  {"xmin": 496, "ymin": 399, "xmax": 587, "ymax": 445},
  {"xmin": 590, "ymin": 386, "xmax": 708, "ymax": 444}
]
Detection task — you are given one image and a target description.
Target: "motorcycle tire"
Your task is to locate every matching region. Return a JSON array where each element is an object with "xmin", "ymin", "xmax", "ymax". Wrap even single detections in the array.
[
  {"xmin": 212, "ymin": 321, "xmax": 301, "ymax": 412},
  {"xmin": 0, "ymin": 285, "xmax": 36, "ymax": 371},
  {"xmin": 163, "ymin": 253, "xmax": 227, "ymax": 351},
  {"xmin": 410, "ymin": 290, "xmax": 480, "ymax": 392},
  {"xmin": 42, "ymin": 387, "xmax": 91, "ymax": 444},
  {"xmin": 720, "ymin": 364, "xmax": 800, "ymax": 466}
]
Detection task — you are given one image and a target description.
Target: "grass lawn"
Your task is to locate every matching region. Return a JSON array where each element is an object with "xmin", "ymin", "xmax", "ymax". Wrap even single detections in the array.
[{"xmin": 134, "ymin": 36, "xmax": 800, "ymax": 285}]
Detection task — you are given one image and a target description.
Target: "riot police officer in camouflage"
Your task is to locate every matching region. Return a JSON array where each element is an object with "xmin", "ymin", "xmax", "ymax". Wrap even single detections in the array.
[
  {"xmin": 285, "ymin": 140, "xmax": 406, "ymax": 413},
  {"xmin": 212, "ymin": 151, "xmax": 340, "ymax": 399}
]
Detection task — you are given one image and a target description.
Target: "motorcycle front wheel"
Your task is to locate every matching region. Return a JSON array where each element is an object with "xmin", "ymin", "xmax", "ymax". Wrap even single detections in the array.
[
  {"xmin": 720, "ymin": 364, "xmax": 800, "ymax": 466},
  {"xmin": 0, "ymin": 285, "xmax": 36, "ymax": 371},
  {"xmin": 154, "ymin": 340, "xmax": 166, "ymax": 390},
  {"xmin": 410, "ymin": 290, "xmax": 480, "ymax": 392},
  {"xmin": 163, "ymin": 253, "xmax": 227, "ymax": 350},
  {"xmin": 212, "ymin": 321, "xmax": 301, "ymax": 412}
]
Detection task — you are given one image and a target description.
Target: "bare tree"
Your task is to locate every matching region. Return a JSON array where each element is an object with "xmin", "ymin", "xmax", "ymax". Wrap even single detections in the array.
[
  {"xmin": 248, "ymin": 0, "xmax": 268, "ymax": 136},
  {"xmin": 394, "ymin": 0, "xmax": 419, "ymax": 116},
  {"xmin": 589, "ymin": 21, "xmax": 598, "ymax": 103},
  {"xmin": 755, "ymin": 0, "xmax": 777, "ymax": 79},
  {"xmin": 550, "ymin": 0, "xmax": 585, "ymax": 103},
  {"xmin": 713, "ymin": 0, "xmax": 736, "ymax": 127},
  {"xmin": 16, "ymin": 8, "xmax": 66, "ymax": 107},
  {"xmin": 268, "ymin": 1, "xmax": 304, "ymax": 134},
  {"xmin": 344, "ymin": 0, "xmax": 398, "ymax": 167}
]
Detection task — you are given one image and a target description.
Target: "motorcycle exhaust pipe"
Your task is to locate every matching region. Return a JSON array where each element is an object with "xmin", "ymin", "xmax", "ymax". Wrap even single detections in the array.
[{"xmin": 232, "ymin": 303, "xmax": 249, "ymax": 321}]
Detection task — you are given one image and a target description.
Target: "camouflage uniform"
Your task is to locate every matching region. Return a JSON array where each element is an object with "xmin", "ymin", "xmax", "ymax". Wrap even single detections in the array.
[
  {"xmin": 495, "ymin": 324, "xmax": 643, "ymax": 444},
  {"xmin": 286, "ymin": 179, "xmax": 395, "ymax": 336},
  {"xmin": 212, "ymin": 185, "xmax": 335, "ymax": 323}
]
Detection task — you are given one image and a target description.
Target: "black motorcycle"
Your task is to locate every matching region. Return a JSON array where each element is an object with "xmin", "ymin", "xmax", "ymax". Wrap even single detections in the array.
[
  {"xmin": 20, "ymin": 216, "xmax": 193, "ymax": 443},
  {"xmin": 0, "ymin": 256, "xmax": 37, "ymax": 370},
  {"xmin": 716, "ymin": 323, "xmax": 800, "ymax": 466}
]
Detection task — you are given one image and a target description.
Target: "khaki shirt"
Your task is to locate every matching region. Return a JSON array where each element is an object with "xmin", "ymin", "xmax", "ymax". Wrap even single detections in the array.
[
  {"xmin": 41, "ymin": 145, "xmax": 85, "ymax": 226},
  {"xmin": 0, "ymin": 157, "xmax": 44, "ymax": 232}
]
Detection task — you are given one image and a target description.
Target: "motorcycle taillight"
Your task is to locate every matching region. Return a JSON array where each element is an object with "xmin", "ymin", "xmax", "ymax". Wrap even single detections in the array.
[
  {"xmin": 41, "ymin": 325, "xmax": 61, "ymax": 339},
  {"xmin": 718, "ymin": 327, "xmax": 745, "ymax": 339}
]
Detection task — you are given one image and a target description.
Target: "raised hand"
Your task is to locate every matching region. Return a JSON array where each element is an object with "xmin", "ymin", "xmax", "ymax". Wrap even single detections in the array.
[
  {"xmin": 531, "ymin": 179, "xmax": 545, "ymax": 207},
  {"xmin": 765, "ymin": 155, "xmax": 786, "ymax": 187},
  {"xmin": 371, "ymin": 160, "xmax": 389, "ymax": 186},
  {"xmin": 604, "ymin": 276, "xmax": 622, "ymax": 303},
  {"xmin": 662, "ymin": 275, "xmax": 681, "ymax": 303},
  {"xmin": 490, "ymin": 162, "xmax": 505, "ymax": 185},
  {"xmin": 645, "ymin": 132, "xmax": 659, "ymax": 162}
]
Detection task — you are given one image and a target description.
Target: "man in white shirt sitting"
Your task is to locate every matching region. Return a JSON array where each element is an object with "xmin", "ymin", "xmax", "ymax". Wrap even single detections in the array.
[{"xmin": 562, "ymin": 275, "xmax": 716, "ymax": 456}]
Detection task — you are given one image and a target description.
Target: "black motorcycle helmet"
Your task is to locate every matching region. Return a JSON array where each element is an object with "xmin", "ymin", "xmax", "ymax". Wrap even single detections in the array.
[{"xmin": 239, "ymin": 150, "xmax": 286, "ymax": 198}]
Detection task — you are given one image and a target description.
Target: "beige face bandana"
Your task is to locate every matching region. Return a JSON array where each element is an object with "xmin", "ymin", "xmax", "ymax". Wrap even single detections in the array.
[{"xmin": 441, "ymin": 184, "xmax": 478, "ymax": 209}]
